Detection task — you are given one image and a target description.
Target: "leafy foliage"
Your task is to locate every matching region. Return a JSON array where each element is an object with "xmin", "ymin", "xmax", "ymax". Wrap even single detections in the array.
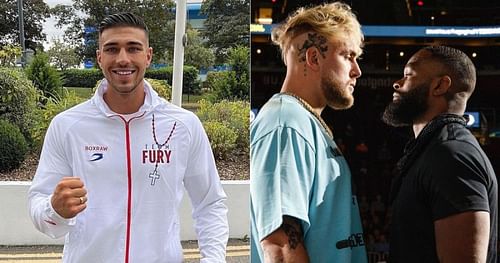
[
  {"xmin": 0, "ymin": 44, "xmax": 22, "ymax": 66},
  {"xmin": 0, "ymin": 0, "xmax": 50, "ymax": 51},
  {"xmin": 25, "ymin": 52, "xmax": 63, "ymax": 101},
  {"xmin": 184, "ymin": 28, "xmax": 215, "ymax": 70},
  {"xmin": 202, "ymin": 121, "xmax": 237, "ymax": 159},
  {"xmin": 184, "ymin": 29, "xmax": 215, "ymax": 69},
  {"xmin": 0, "ymin": 119, "xmax": 28, "ymax": 173},
  {"xmin": 208, "ymin": 46, "xmax": 249, "ymax": 101},
  {"xmin": 145, "ymin": 66, "xmax": 200, "ymax": 94},
  {"xmin": 0, "ymin": 67, "xmax": 39, "ymax": 141},
  {"xmin": 46, "ymin": 39, "xmax": 81, "ymax": 70},
  {"xmin": 62, "ymin": 68, "xmax": 103, "ymax": 87},
  {"xmin": 203, "ymin": 71, "xmax": 226, "ymax": 91},
  {"xmin": 197, "ymin": 99, "xmax": 250, "ymax": 159},
  {"xmin": 31, "ymin": 89, "xmax": 86, "ymax": 148},
  {"xmin": 146, "ymin": 78, "xmax": 171, "ymax": 100},
  {"xmin": 201, "ymin": 0, "xmax": 249, "ymax": 61}
]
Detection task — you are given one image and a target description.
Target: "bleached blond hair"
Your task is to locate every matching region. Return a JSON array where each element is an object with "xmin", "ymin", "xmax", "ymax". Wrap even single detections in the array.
[{"xmin": 272, "ymin": 2, "xmax": 364, "ymax": 64}]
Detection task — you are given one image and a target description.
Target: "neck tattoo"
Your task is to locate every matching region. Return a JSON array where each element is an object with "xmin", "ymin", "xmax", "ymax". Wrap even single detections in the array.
[{"xmin": 281, "ymin": 92, "xmax": 333, "ymax": 139}]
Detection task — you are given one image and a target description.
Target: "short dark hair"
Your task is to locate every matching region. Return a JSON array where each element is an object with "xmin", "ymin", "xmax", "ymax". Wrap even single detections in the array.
[
  {"xmin": 422, "ymin": 45, "xmax": 476, "ymax": 96},
  {"xmin": 99, "ymin": 12, "xmax": 149, "ymax": 37}
]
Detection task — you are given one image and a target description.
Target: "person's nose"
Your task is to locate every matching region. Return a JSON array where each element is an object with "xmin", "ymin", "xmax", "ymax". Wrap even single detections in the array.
[
  {"xmin": 393, "ymin": 79, "xmax": 403, "ymax": 90},
  {"xmin": 351, "ymin": 60, "xmax": 362, "ymax": 79},
  {"xmin": 116, "ymin": 48, "xmax": 131, "ymax": 65}
]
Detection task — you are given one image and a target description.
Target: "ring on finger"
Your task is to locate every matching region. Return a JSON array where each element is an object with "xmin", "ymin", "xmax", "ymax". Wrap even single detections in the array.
[{"xmin": 79, "ymin": 197, "xmax": 84, "ymax": 204}]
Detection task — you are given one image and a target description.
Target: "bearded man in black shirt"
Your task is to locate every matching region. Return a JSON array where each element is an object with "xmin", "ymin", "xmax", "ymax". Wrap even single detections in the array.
[{"xmin": 383, "ymin": 45, "xmax": 497, "ymax": 263}]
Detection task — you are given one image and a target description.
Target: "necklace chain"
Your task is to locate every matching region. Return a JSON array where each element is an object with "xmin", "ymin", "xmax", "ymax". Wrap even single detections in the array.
[
  {"xmin": 281, "ymin": 92, "xmax": 333, "ymax": 139},
  {"xmin": 152, "ymin": 114, "xmax": 176, "ymax": 148},
  {"xmin": 151, "ymin": 114, "xmax": 177, "ymax": 173}
]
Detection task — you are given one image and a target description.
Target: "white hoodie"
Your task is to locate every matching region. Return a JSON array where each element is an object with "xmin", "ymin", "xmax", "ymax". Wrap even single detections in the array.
[{"xmin": 28, "ymin": 79, "xmax": 229, "ymax": 263}]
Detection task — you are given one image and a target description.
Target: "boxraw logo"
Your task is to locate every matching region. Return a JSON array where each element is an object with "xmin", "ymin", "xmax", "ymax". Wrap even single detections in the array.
[
  {"xmin": 90, "ymin": 153, "xmax": 104, "ymax": 161},
  {"xmin": 85, "ymin": 145, "xmax": 108, "ymax": 162}
]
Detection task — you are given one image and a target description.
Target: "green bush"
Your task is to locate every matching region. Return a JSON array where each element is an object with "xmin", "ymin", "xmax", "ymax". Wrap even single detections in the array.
[
  {"xmin": 0, "ymin": 119, "xmax": 28, "ymax": 172},
  {"xmin": 0, "ymin": 68, "xmax": 39, "ymax": 142},
  {"xmin": 146, "ymin": 78, "xmax": 171, "ymax": 100},
  {"xmin": 62, "ymin": 68, "xmax": 103, "ymax": 88},
  {"xmin": 202, "ymin": 121, "xmax": 237, "ymax": 159},
  {"xmin": 145, "ymin": 66, "xmax": 200, "ymax": 94},
  {"xmin": 26, "ymin": 52, "xmax": 63, "ymax": 100},
  {"xmin": 208, "ymin": 46, "xmax": 249, "ymax": 102},
  {"xmin": 197, "ymin": 99, "xmax": 250, "ymax": 158},
  {"xmin": 31, "ymin": 89, "xmax": 86, "ymax": 148},
  {"xmin": 203, "ymin": 71, "xmax": 226, "ymax": 91},
  {"xmin": 207, "ymin": 71, "xmax": 236, "ymax": 102}
]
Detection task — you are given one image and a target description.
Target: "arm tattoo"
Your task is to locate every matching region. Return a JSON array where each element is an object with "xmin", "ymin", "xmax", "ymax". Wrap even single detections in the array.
[
  {"xmin": 281, "ymin": 216, "xmax": 304, "ymax": 249},
  {"xmin": 297, "ymin": 33, "xmax": 329, "ymax": 62}
]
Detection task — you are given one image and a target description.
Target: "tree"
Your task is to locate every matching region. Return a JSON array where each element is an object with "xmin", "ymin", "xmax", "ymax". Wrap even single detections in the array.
[
  {"xmin": 210, "ymin": 46, "xmax": 249, "ymax": 101},
  {"xmin": 184, "ymin": 28, "xmax": 215, "ymax": 70},
  {"xmin": 51, "ymin": 0, "xmax": 175, "ymax": 64},
  {"xmin": 26, "ymin": 52, "xmax": 63, "ymax": 102},
  {"xmin": 226, "ymin": 45, "xmax": 249, "ymax": 100},
  {"xmin": 46, "ymin": 38, "xmax": 81, "ymax": 71},
  {"xmin": 201, "ymin": 0, "xmax": 249, "ymax": 62},
  {"xmin": 0, "ymin": 0, "xmax": 50, "ymax": 51}
]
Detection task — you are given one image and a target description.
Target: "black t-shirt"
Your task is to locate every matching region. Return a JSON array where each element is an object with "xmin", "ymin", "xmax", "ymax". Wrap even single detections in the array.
[{"xmin": 389, "ymin": 123, "xmax": 498, "ymax": 263}]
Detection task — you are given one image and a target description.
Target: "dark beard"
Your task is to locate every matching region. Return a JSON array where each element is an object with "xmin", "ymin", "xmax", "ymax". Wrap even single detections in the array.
[
  {"xmin": 321, "ymin": 74, "xmax": 353, "ymax": 110},
  {"xmin": 382, "ymin": 82, "xmax": 429, "ymax": 127}
]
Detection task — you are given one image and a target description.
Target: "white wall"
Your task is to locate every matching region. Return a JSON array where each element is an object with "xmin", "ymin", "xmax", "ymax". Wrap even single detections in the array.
[{"xmin": 0, "ymin": 181, "xmax": 249, "ymax": 245}]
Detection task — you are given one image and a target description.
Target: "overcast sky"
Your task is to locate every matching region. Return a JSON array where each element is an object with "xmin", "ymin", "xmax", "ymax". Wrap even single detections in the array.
[{"xmin": 42, "ymin": 0, "xmax": 73, "ymax": 49}]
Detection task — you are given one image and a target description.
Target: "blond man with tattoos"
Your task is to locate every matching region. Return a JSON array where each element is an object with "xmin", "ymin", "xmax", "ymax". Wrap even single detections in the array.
[{"xmin": 250, "ymin": 2, "xmax": 367, "ymax": 262}]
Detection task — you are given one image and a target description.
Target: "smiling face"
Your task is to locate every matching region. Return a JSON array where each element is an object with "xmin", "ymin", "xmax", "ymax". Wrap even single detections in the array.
[
  {"xmin": 97, "ymin": 26, "xmax": 152, "ymax": 96},
  {"xmin": 320, "ymin": 37, "xmax": 362, "ymax": 110}
]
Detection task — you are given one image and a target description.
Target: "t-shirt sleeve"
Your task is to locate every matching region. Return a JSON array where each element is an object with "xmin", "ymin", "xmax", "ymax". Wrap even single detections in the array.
[
  {"xmin": 423, "ymin": 141, "xmax": 491, "ymax": 220},
  {"xmin": 250, "ymin": 126, "xmax": 315, "ymax": 241}
]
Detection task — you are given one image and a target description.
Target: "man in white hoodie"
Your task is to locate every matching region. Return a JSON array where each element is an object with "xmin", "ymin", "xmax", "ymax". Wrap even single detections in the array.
[{"xmin": 28, "ymin": 12, "xmax": 228, "ymax": 263}]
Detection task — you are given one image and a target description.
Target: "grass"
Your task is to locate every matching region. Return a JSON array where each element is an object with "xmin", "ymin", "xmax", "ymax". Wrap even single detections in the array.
[{"xmin": 65, "ymin": 87, "xmax": 93, "ymax": 99}]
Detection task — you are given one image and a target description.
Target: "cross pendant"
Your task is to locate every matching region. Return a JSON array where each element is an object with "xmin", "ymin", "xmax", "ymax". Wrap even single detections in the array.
[{"xmin": 149, "ymin": 170, "xmax": 160, "ymax": 186}]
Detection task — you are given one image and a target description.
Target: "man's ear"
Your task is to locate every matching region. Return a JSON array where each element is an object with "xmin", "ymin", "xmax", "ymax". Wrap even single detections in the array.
[
  {"xmin": 146, "ymin": 47, "xmax": 153, "ymax": 67},
  {"xmin": 432, "ymin": 75, "xmax": 451, "ymax": 96},
  {"xmin": 96, "ymin": 49, "xmax": 102, "ymax": 68},
  {"xmin": 305, "ymin": 47, "xmax": 320, "ymax": 71}
]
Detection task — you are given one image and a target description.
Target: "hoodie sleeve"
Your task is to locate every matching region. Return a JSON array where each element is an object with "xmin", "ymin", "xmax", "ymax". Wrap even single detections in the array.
[
  {"xmin": 183, "ymin": 116, "xmax": 229, "ymax": 262},
  {"xmin": 28, "ymin": 116, "xmax": 76, "ymax": 238}
]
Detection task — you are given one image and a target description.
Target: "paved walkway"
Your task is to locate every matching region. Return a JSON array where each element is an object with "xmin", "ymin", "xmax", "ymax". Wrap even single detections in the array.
[{"xmin": 0, "ymin": 239, "xmax": 249, "ymax": 262}]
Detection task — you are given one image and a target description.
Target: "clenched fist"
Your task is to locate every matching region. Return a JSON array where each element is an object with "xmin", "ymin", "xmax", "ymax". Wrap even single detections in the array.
[{"xmin": 51, "ymin": 177, "xmax": 87, "ymax": 219}]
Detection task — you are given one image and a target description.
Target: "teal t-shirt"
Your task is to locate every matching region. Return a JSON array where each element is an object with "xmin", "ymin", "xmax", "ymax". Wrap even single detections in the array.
[{"xmin": 250, "ymin": 94, "xmax": 367, "ymax": 263}]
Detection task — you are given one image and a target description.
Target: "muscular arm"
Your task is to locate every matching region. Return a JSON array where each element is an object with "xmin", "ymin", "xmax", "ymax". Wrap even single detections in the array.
[
  {"xmin": 434, "ymin": 211, "xmax": 490, "ymax": 263},
  {"xmin": 260, "ymin": 216, "xmax": 309, "ymax": 263}
]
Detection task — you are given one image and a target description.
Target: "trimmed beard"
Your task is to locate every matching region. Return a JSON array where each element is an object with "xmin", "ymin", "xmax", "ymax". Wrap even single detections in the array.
[
  {"xmin": 321, "ymin": 74, "xmax": 354, "ymax": 110},
  {"xmin": 382, "ymin": 82, "xmax": 430, "ymax": 127}
]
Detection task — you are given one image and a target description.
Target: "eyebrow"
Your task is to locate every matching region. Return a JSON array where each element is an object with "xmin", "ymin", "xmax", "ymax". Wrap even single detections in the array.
[
  {"xmin": 103, "ymin": 41, "xmax": 144, "ymax": 47},
  {"xmin": 340, "ymin": 47, "xmax": 360, "ymax": 58}
]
